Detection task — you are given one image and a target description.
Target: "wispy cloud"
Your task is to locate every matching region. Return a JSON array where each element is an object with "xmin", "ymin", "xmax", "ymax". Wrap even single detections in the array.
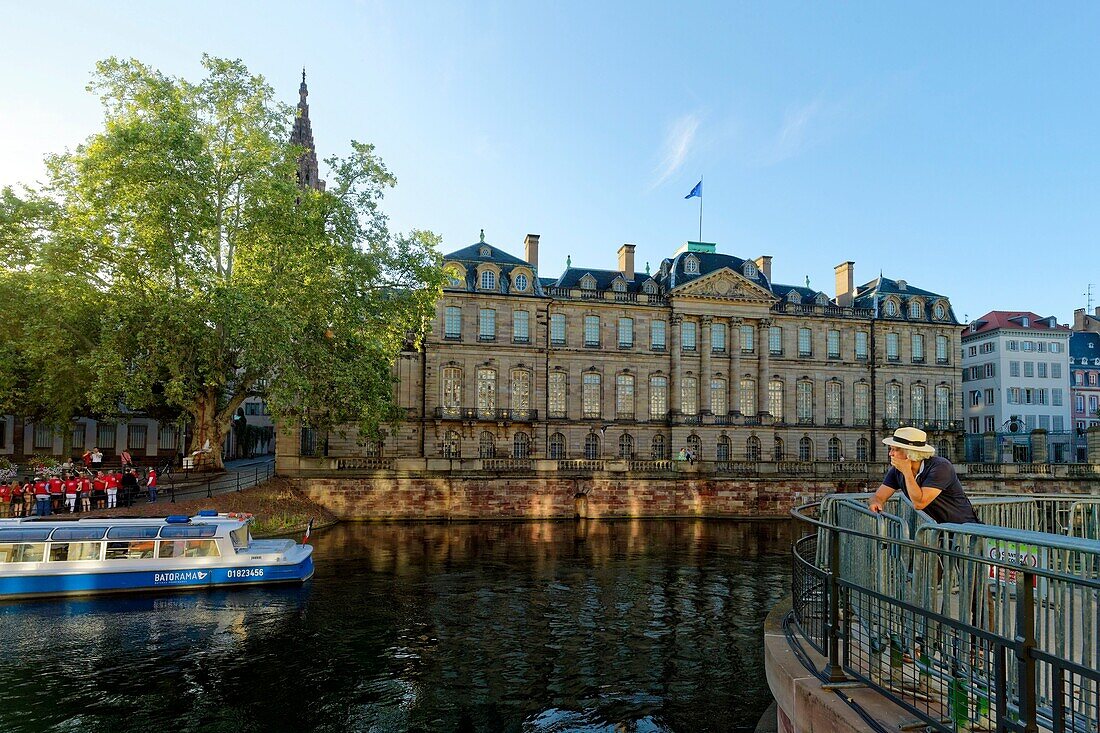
[
  {"xmin": 650, "ymin": 113, "xmax": 700, "ymax": 189},
  {"xmin": 758, "ymin": 95, "xmax": 850, "ymax": 166}
]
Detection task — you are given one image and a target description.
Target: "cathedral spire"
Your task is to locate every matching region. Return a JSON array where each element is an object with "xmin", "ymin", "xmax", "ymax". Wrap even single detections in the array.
[{"xmin": 291, "ymin": 68, "xmax": 325, "ymax": 191}]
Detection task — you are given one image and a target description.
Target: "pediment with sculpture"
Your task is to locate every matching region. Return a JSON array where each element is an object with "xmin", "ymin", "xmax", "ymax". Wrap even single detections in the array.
[{"xmin": 672, "ymin": 268, "xmax": 777, "ymax": 304}]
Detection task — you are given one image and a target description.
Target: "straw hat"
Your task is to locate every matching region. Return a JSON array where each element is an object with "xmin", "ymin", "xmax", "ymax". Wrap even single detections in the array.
[{"xmin": 881, "ymin": 426, "xmax": 936, "ymax": 455}]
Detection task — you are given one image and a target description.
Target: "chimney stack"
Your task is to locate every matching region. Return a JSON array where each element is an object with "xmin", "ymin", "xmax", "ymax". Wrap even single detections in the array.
[
  {"xmin": 524, "ymin": 234, "xmax": 540, "ymax": 270},
  {"xmin": 834, "ymin": 261, "xmax": 855, "ymax": 307},
  {"xmin": 753, "ymin": 255, "xmax": 772, "ymax": 281},
  {"xmin": 618, "ymin": 244, "xmax": 636, "ymax": 280}
]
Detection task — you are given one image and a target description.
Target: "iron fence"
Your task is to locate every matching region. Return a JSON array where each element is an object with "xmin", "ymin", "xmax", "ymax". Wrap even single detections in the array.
[
  {"xmin": 791, "ymin": 493, "xmax": 1100, "ymax": 733},
  {"xmin": 162, "ymin": 462, "xmax": 276, "ymax": 503}
]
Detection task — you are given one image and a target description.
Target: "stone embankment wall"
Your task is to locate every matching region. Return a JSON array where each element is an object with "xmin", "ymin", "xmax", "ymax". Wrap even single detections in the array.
[{"xmin": 296, "ymin": 474, "xmax": 1097, "ymax": 520}]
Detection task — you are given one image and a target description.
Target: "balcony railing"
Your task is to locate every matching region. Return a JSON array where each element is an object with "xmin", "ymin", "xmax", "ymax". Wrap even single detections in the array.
[{"xmin": 433, "ymin": 407, "xmax": 538, "ymax": 422}]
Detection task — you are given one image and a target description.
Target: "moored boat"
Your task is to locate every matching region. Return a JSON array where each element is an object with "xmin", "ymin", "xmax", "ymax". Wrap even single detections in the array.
[{"xmin": 0, "ymin": 511, "xmax": 314, "ymax": 599}]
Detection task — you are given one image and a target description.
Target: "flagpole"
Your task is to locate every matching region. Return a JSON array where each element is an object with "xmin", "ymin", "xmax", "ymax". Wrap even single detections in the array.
[{"xmin": 698, "ymin": 176, "xmax": 703, "ymax": 242}]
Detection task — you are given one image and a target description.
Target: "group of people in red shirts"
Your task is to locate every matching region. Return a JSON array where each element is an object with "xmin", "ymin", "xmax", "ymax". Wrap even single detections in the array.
[{"xmin": 1, "ymin": 467, "xmax": 157, "ymax": 518}]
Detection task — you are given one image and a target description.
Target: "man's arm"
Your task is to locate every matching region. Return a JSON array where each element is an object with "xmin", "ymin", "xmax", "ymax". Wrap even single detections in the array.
[
  {"xmin": 896, "ymin": 462, "xmax": 944, "ymax": 511},
  {"xmin": 868, "ymin": 484, "xmax": 895, "ymax": 513}
]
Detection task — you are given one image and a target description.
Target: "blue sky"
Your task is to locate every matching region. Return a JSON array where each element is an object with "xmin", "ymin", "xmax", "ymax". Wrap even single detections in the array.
[{"xmin": 3, "ymin": 2, "xmax": 1098, "ymax": 324}]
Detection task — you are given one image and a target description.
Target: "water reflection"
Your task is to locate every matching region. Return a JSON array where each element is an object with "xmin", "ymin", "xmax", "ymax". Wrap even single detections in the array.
[{"xmin": 0, "ymin": 519, "xmax": 791, "ymax": 733}]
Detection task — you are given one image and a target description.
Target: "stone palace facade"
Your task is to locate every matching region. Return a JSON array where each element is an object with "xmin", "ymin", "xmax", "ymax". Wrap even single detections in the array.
[{"xmin": 299, "ymin": 233, "xmax": 966, "ymax": 468}]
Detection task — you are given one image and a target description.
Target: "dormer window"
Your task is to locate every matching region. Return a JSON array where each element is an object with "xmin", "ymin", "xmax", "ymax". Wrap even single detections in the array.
[
  {"xmin": 684, "ymin": 255, "xmax": 699, "ymax": 275},
  {"xmin": 896, "ymin": 280, "xmax": 907, "ymax": 291},
  {"xmin": 933, "ymin": 303, "xmax": 946, "ymax": 320},
  {"xmin": 743, "ymin": 261, "xmax": 757, "ymax": 278},
  {"xmin": 513, "ymin": 273, "xmax": 529, "ymax": 292},
  {"xmin": 445, "ymin": 267, "xmax": 464, "ymax": 288},
  {"xmin": 909, "ymin": 300, "xmax": 922, "ymax": 319},
  {"xmin": 643, "ymin": 281, "xmax": 657, "ymax": 295},
  {"xmin": 480, "ymin": 270, "xmax": 496, "ymax": 290},
  {"xmin": 1021, "ymin": 316, "xmax": 1030, "ymax": 327},
  {"xmin": 788, "ymin": 291, "xmax": 802, "ymax": 304},
  {"xmin": 580, "ymin": 274, "xmax": 597, "ymax": 290},
  {"xmin": 479, "ymin": 245, "xmax": 491, "ymax": 257},
  {"xmin": 884, "ymin": 300, "xmax": 898, "ymax": 317},
  {"xmin": 815, "ymin": 293, "xmax": 829, "ymax": 305},
  {"xmin": 612, "ymin": 280, "xmax": 626, "ymax": 292}
]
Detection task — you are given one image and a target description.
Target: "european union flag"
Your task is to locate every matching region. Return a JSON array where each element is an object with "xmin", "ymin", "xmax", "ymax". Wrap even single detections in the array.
[{"xmin": 685, "ymin": 181, "xmax": 702, "ymax": 199}]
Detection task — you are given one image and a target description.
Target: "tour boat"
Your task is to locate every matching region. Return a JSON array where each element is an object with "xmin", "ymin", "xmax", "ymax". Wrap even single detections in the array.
[{"xmin": 0, "ymin": 511, "xmax": 314, "ymax": 599}]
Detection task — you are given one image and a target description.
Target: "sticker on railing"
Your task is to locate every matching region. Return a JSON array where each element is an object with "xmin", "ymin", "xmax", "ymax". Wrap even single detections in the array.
[{"xmin": 985, "ymin": 539, "xmax": 1043, "ymax": 589}]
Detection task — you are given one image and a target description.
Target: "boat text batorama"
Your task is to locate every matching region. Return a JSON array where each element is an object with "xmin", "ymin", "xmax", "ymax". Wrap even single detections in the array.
[{"xmin": 0, "ymin": 511, "xmax": 314, "ymax": 599}]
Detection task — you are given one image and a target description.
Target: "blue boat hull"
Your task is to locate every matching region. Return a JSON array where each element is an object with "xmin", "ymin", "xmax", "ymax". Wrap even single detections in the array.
[{"xmin": 0, "ymin": 555, "xmax": 314, "ymax": 599}]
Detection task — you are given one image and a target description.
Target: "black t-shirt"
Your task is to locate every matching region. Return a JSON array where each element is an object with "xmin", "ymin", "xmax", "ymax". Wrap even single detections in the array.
[{"xmin": 883, "ymin": 455, "xmax": 979, "ymax": 524}]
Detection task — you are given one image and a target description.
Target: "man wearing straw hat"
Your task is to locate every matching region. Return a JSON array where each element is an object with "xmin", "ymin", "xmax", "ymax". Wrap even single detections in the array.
[{"xmin": 868, "ymin": 426, "xmax": 979, "ymax": 524}]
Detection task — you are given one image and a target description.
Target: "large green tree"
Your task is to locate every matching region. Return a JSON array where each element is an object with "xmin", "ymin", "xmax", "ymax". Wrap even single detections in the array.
[{"xmin": 0, "ymin": 56, "xmax": 442, "ymax": 468}]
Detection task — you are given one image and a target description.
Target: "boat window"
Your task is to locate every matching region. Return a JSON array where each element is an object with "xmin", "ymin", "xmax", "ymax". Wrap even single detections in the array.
[
  {"xmin": 105, "ymin": 541, "xmax": 157, "ymax": 560},
  {"xmin": 106, "ymin": 526, "xmax": 161, "ymax": 540},
  {"xmin": 157, "ymin": 540, "xmax": 221, "ymax": 559},
  {"xmin": 50, "ymin": 527, "xmax": 108, "ymax": 541},
  {"xmin": 0, "ymin": 543, "xmax": 46, "ymax": 563},
  {"xmin": 0, "ymin": 529, "xmax": 51, "ymax": 542},
  {"xmin": 159, "ymin": 526, "xmax": 217, "ymax": 539},
  {"xmin": 230, "ymin": 527, "xmax": 251, "ymax": 550},
  {"xmin": 48, "ymin": 542, "xmax": 102, "ymax": 562}
]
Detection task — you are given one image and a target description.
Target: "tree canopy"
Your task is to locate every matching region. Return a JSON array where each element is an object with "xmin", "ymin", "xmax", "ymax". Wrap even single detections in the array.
[{"xmin": 0, "ymin": 56, "xmax": 443, "ymax": 467}]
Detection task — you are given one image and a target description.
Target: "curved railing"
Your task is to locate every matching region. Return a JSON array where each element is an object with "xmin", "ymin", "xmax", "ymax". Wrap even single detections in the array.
[{"xmin": 790, "ymin": 493, "xmax": 1100, "ymax": 733}]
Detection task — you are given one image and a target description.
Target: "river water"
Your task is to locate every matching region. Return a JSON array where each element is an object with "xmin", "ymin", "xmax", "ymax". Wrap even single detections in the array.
[{"xmin": 0, "ymin": 519, "xmax": 794, "ymax": 733}]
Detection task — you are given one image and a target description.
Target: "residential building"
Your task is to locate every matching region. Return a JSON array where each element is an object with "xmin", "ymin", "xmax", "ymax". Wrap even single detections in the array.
[
  {"xmin": 1070, "ymin": 308, "xmax": 1100, "ymax": 461},
  {"xmin": 961, "ymin": 311, "xmax": 1072, "ymax": 462}
]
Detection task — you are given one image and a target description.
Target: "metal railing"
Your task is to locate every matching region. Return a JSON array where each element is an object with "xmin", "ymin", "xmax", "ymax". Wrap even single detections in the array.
[
  {"xmin": 791, "ymin": 493, "xmax": 1100, "ymax": 733},
  {"xmin": 163, "ymin": 462, "xmax": 276, "ymax": 503}
]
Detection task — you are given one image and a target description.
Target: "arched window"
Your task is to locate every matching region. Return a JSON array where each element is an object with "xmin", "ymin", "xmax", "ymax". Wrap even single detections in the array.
[
  {"xmin": 445, "ymin": 267, "xmax": 464, "ymax": 288},
  {"xmin": 618, "ymin": 433, "xmax": 634, "ymax": 458},
  {"xmin": 909, "ymin": 300, "xmax": 922, "ymax": 319},
  {"xmin": 886, "ymin": 383, "xmax": 902, "ymax": 421},
  {"xmin": 739, "ymin": 378, "xmax": 756, "ymax": 417},
  {"xmin": 477, "ymin": 368, "xmax": 497, "ymax": 414},
  {"xmin": 613, "ymin": 279, "xmax": 626, "ymax": 292},
  {"xmin": 828, "ymin": 437, "xmax": 841, "ymax": 462},
  {"xmin": 799, "ymin": 436, "xmax": 814, "ymax": 462},
  {"xmin": 363, "ymin": 441, "xmax": 383, "ymax": 458},
  {"xmin": 746, "ymin": 436, "xmax": 761, "ymax": 462},
  {"xmin": 441, "ymin": 366, "xmax": 463, "ymax": 417},
  {"xmin": 717, "ymin": 436, "xmax": 731, "ymax": 461},
  {"xmin": 511, "ymin": 370, "xmax": 531, "ymax": 413},
  {"xmin": 856, "ymin": 438, "xmax": 869, "ymax": 462},
  {"xmin": 581, "ymin": 274, "xmax": 597, "ymax": 290},
  {"xmin": 651, "ymin": 434, "xmax": 667, "ymax": 460},
  {"xmin": 549, "ymin": 432, "xmax": 566, "ymax": 460},
  {"xmin": 480, "ymin": 270, "xmax": 496, "ymax": 290},
  {"xmin": 773, "ymin": 436, "xmax": 785, "ymax": 462},
  {"xmin": 911, "ymin": 384, "xmax": 926, "ymax": 423},
  {"xmin": 687, "ymin": 434, "xmax": 702, "ymax": 457},
  {"xmin": 443, "ymin": 430, "xmax": 461, "ymax": 458},
  {"xmin": 937, "ymin": 439, "xmax": 951, "ymax": 461},
  {"xmin": 584, "ymin": 433, "xmax": 601, "ymax": 460},
  {"xmin": 643, "ymin": 281, "xmax": 657, "ymax": 295},
  {"xmin": 513, "ymin": 432, "xmax": 531, "ymax": 459},
  {"xmin": 935, "ymin": 386, "xmax": 951, "ymax": 422},
  {"xmin": 768, "ymin": 379, "xmax": 784, "ymax": 421},
  {"xmin": 479, "ymin": 431, "xmax": 496, "ymax": 458}
]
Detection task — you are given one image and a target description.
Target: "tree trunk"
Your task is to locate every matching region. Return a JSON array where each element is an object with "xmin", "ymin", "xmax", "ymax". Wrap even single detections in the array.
[{"xmin": 188, "ymin": 390, "xmax": 228, "ymax": 471}]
